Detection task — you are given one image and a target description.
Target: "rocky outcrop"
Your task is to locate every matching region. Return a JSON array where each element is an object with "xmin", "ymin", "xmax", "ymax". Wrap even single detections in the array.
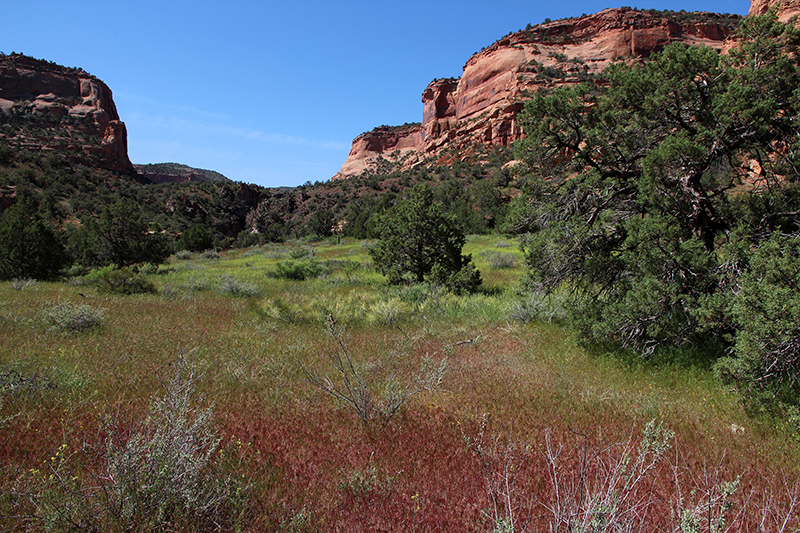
[
  {"xmin": 422, "ymin": 78, "xmax": 459, "ymax": 145},
  {"xmin": 0, "ymin": 53, "xmax": 134, "ymax": 174},
  {"xmin": 332, "ymin": 123, "xmax": 424, "ymax": 180},
  {"xmin": 333, "ymin": 7, "xmax": 740, "ymax": 180},
  {"xmin": 749, "ymin": 0, "xmax": 800, "ymax": 21}
]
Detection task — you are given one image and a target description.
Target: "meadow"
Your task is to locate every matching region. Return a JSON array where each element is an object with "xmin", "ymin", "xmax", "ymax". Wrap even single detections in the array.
[{"xmin": 1, "ymin": 235, "xmax": 798, "ymax": 532}]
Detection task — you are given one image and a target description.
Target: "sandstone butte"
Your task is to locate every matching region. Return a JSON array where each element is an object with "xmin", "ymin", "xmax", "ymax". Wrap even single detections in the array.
[
  {"xmin": 332, "ymin": 0, "xmax": 800, "ymax": 181},
  {"xmin": 0, "ymin": 53, "xmax": 133, "ymax": 174}
]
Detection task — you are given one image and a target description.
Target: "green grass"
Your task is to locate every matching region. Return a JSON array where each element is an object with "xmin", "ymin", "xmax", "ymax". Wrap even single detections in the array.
[{"xmin": 1, "ymin": 238, "xmax": 798, "ymax": 531}]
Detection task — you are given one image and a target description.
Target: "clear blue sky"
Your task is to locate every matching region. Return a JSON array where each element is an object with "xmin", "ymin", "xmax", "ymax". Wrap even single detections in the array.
[{"xmin": 5, "ymin": 0, "xmax": 750, "ymax": 188}]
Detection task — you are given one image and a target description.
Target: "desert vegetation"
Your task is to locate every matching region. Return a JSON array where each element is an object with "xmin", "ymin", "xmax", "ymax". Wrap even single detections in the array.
[
  {"xmin": 513, "ymin": 12, "xmax": 800, "ymax": 424},
  {"xmin": 3, "ymin": 10, "xmax": 800, "ymax": 533},
  {"xmin": 0, "ymin": 236, "xmax": 798, "ymax": 531}
]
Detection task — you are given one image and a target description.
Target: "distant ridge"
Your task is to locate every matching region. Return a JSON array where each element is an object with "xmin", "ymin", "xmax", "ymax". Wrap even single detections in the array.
[{"xmin": 135, "ymin": 162, "xmax": 232, "ymax": 184}]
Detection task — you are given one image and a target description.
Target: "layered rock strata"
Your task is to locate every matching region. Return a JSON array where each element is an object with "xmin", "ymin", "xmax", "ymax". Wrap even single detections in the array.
[
  {"xmin": 333, "ymin": 123, "xmax": 423, "ymax": 180},
  {"xmin": 333, "ymin": 7, "xmax": 740, "ymax": 180},
  {"xmin": 0, "ymin": 53, "xmax": 133, "ymax": 174}
]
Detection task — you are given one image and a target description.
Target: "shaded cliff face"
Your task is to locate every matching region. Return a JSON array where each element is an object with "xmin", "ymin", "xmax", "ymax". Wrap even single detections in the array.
[
  {"xmin": 333, "ymin": 7, "xmax": 739, "ymax": 180},
  {"xmin": 749, "ymin": 0, "xmax": 800, "ymax": 21},
  {"xmin": 0, "ymin": 53, "xmax": 134, "ymax": 174}
]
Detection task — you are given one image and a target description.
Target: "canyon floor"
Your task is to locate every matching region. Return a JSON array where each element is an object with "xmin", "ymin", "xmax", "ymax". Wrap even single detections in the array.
[{"xmin": 1, "ymin": 236, "xmax": 798, "ymax": 531}]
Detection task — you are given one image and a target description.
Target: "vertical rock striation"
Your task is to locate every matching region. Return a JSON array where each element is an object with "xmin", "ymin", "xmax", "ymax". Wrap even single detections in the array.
[{"xmin": 0, "ymin": 53, "xmax": 134, "ymax": 174}]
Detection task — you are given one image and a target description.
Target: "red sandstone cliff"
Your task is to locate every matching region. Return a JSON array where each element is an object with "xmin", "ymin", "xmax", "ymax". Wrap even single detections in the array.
[
  {"xmin": 333, "ymin": 123, "xmax": 424, "ymax": 180},
  {"xmin": 0, "ymin": 53, "xmax": 134, "ymax": 174},
  {"xmin": 332, "ymin": 7, "xmax": 739, "ymax": 180},
  {"xmin": 749, "ymin": 0, "xmax": 800, "ymax": 20}
]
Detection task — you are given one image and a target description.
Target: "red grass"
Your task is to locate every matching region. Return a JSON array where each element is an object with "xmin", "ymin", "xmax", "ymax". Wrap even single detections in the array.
[
  {"xmin": 216, "ymin": 397, "xmax": 800, "ymax": 532},
  {"xmin": 2, "ymin": 285, "xmax": 799, "ymax": 531}
]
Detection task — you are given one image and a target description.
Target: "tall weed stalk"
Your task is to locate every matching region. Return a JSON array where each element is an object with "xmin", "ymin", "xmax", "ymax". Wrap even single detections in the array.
[
  {"xmin": 304, "ymin": 314, "xmax": 447, "ymax": 430},
  {"xmin": 465, "ymin": 414, "xmax": 531, "ymax": 533}
]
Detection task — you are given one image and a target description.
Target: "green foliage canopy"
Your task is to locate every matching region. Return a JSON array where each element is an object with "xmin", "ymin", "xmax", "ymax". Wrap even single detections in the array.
[
  {"xmin": 369, "ymin": 184, "xmax": 481, "ymax": 293},
  {"xmin": 0, "ymin": 194, "xmax": 69, "ymax": 280},
  {"xmin": 513, "ymin": 12, "xmax": 800, "ymax": 358},
  {"xmin": 177, "ymin": 223, "xmax": 213, "ymax": 252},
  {"xmin": 710, "ymin": 233, "xmax": 800, "ymax": 412},
  {"xmin": 86, "ymin": 198, "xmax": 173, "ymax": 267}
]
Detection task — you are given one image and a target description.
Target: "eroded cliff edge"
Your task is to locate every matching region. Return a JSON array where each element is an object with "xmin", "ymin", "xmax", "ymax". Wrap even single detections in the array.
[
  {"xmin": 332, "ymin": 7, "xmax": 740, "ymax": 180},
  {"xmin": 0, "ymin": 53, "xmax": 134, "ymax": 174},
  {"xmin": 749, "ymin": 0, "xmax": 800, "ymax": 20}
]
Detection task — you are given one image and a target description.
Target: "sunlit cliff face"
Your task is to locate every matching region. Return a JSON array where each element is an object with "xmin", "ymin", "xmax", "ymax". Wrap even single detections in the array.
[
  {"xmin": 333, "ymin": 7, "xmax": 738, "ymax": 181},
  {"xmin": 749, "ymin": 0, "xmax": 800, "ymax": 21}
]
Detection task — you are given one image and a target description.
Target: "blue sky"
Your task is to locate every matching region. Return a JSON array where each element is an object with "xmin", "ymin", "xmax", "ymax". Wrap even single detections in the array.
[{"xmin": 5, "ymin": 0, "xmax": 750, "ymax": 188}]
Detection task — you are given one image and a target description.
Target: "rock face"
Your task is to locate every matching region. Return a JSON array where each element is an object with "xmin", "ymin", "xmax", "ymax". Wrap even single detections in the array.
[
  {"xmin": 332, "ymin": 123, "xmax": 424, "ymax": 180},
  {"xmin": 333, "ymin": 7, "xmax": 740, "ymax": 180},
  {"xmin": 0, "ymin": 53, "xmax": 134, "ymax": 174},
  {"xmin": 749, "ymin": 0, "xmax": 800, "ymax": 21}
]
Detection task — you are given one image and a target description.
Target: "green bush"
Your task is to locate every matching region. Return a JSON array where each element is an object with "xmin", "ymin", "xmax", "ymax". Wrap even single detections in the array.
[
  {"xmin": 218, "ymin": 275, "xmax": 260, "ymax": 297},
  {"xmin": 136, "ymin": 262, "xmax": 160, "ymax": 275},
  {"xmin": 509, "ymin": 291, "xmax": 568, "ymax": 324},
  {"xmin": 33, "ymin": 356, "xmax": 245, "ymax": 531},
  {"xmin": 710, "ymin": 234, "xmax": 800, "ymax": 413},
  {"xmin": 270, "ymin": 260, "xmax": 324, "ymax": 281},
  {"xmin": 9, "ymin": 278, "xmax": 38, "ymax": 290},
  {"xmin": 177, "ymin": 224, "xmax": 213, "ymax": 252},
  {"xmin": 480, "ymin": 250, "xmax": 518, "ymax": 269},
  {"xmin": 103, "ymin": 359, "xmax": 241, "ymax": 530},
  {"xmin": 84, "ymin": 265, "xmax": 157, "ymax": 295},
  {"xmin": 431, "ymin": 261, "xmax": 482, "ymax": 295},
  {"xmin": 241, "ymin": 247, "xmax": 263, "ymax": 258},
  {"xmin": 289, "ymin": 246, "xmax": 315, "ymax": 260}
]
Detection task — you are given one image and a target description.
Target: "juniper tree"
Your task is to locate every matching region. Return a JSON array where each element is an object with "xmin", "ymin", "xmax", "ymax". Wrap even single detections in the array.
[
  {"xmin": 87, "ymin": 197, "xmax": 172, "ymax": 267},
  {"xmin": 0, "ymin": 194, "xmax": 69, "ymax": 280},
  {"xmin": 513, "ymin": 12, "xmax": 800, "ymax": 353},
  {"xmin": 369, "ymin": 183, "xmax": 481, "ymax": 293}
]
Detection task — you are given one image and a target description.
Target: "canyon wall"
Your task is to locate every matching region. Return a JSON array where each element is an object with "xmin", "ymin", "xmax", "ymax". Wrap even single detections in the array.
[
  {"xmin": 333, "ymin": 7, "xmax": 740, "ymax": 180},
  {"xmin": 0, "ymin": 53, "xmax": 134, "ymax": 174},
  {"xmin": 749, "ymin": 0, "xmax": 800, "ymax": 20}
]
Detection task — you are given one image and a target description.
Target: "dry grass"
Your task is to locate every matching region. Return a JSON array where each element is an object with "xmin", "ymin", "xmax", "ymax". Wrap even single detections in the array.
[{"xmin": 0, "ymin": 239, "xmax": 798, "ymax": 531}]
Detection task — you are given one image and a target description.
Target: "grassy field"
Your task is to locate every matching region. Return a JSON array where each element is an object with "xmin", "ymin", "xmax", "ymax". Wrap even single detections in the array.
[{"xmin": 1, "ymin": 236, "xmax": 798, "ymax": 531}]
